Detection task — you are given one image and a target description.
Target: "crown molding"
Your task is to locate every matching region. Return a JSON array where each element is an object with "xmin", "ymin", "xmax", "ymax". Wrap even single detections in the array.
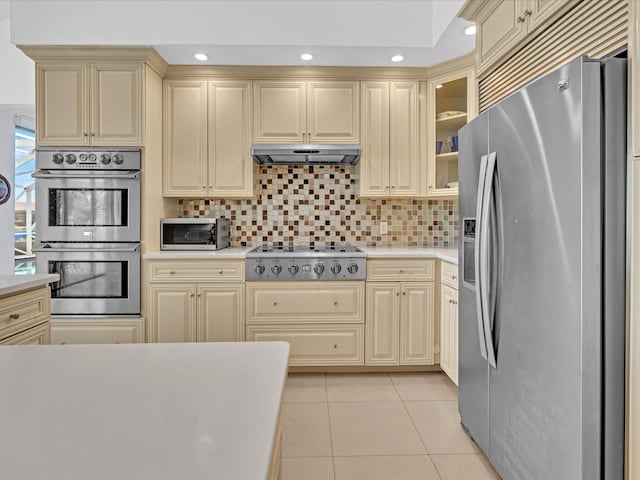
[{"xmin": 459, "ymin": 0, "xmax": 487, "ymax": 21}]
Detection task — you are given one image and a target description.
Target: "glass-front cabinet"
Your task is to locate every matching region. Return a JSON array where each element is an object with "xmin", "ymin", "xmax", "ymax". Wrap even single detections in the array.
[{"xmin": 427, "ymin": 65, "xmax": 476, "ymax": 197}]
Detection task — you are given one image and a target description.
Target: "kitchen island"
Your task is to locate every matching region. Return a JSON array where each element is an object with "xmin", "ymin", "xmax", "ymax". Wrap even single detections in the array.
[{"xmin": 0, "ymin": 341, "xmax": 290, "ymax": 479}]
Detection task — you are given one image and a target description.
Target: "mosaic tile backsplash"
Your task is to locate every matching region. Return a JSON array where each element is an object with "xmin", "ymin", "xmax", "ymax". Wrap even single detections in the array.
[{"xmin": 177, "ymin": 165, "xmax": 459, "ymax": 248}]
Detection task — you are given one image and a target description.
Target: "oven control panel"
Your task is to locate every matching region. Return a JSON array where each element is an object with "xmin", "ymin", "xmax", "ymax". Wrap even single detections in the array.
[
  {"xmin": 246, "ymin": 257, "xmax": 367, "ymax": 281},
  {"xmin": 36, "ymin": 149, "xmax": 141, "ymax": 170}
]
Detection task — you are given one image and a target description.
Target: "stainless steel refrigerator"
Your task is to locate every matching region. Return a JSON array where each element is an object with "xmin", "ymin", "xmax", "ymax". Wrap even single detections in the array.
[{"xmin": 458, "ymin": 56, "xmax": 626, "ymax": 479}]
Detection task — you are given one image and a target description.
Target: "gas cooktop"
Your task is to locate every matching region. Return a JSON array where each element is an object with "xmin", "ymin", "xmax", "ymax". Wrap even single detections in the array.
[{"xmin": 245, "ymin": 245, "xmax": 366, "ymax": 280}]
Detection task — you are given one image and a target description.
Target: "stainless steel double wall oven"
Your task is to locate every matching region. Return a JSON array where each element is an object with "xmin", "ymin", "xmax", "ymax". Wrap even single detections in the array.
[{"xmin": 33, "ymin": 148, "xmax": 141, "ymax": 316}]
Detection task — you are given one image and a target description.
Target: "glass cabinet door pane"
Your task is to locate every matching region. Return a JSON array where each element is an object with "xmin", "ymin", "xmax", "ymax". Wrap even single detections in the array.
[{"xmin": 435, "ymin": 77, "xmax": 467, "ymax": 190}]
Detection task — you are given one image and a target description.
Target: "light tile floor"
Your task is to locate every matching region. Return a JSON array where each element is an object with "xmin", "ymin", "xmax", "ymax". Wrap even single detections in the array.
[{"xmin": 281, "ymin": 372, "xmax": 501, "ymax": 480}]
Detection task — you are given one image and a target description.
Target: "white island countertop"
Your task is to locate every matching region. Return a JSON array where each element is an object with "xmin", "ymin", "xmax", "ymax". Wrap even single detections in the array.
[
  {"xmin": 0, "ymin": 274, "xmax": 59, "ymax": 296},
  {"xmin": 0, "ymin": 341, "xmax": 290, "ymax": 480}
]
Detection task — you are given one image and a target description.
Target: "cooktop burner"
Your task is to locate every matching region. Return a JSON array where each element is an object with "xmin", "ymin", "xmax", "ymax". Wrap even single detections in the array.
[{"xmin": 245, "ymin": 245, "xmax": 366, "ymax": 280}]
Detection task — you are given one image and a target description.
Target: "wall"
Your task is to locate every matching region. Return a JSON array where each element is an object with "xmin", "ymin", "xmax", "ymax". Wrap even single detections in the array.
[
  {"xmin": 0, "ymin": 18, "xmax": 34, "ymax": 104},
  {"xmin": 178, "ymin": 165, "xmax": 458, "ymax": 248}
]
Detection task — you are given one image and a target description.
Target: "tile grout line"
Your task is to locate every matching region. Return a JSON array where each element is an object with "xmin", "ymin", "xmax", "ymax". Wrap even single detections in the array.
[{"xmin": 323, "ymin": 373, "xmax": 338, "ymax": 480}]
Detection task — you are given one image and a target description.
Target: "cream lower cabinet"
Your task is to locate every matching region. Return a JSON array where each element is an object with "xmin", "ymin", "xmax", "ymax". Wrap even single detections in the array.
[
  {"xmin": 359, "ymin": 81, "xmax": 424, "ymax": 197},
  {"xmin": 365, "ymin": 259, "xmax": 435, "ymax": 365},
  {"xmin": 50, "ymin": 318, "xmax": 144, "ymax": 344},
  {"xmin": 245, "ymin": 281, "xmax": 365, "ymax": 366},
  {"xmin": 164, "ymin": 79, "xmax": 253, "ymax": 197},
  {"xmin": 147, "ymin": 260, "xmax": 245, "ymax": 343},
  {"xmin": 253, "ymin": 80, "xmax": 360, "ymax": 143},
  {"xmin": 439, "ymin": 261, "xmax": 459, "ymax": 385},
  {"xmin": 0, "ymin": 286, "xmax": 51, "ymax": 346},
  {"xmin": 36, "ymin": 61, "xmax": 143, "ymax": 146}
]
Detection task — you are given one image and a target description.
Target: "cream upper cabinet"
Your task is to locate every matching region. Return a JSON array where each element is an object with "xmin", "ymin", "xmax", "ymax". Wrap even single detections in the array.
[
  {"xmin": 360, "ymin": 81, "xmax": 422, "ymax": 197},
  {"xmin": 164, "ymin": 80, "xmax": 208, "ymax": 197},
  {"xmin": 463, "ymin": 0, "xmax": 575, "ymax": 75},
  {"xmin": 164, "ymin": 79, "xmax": 253, "ymax": 197},
  {"xmin": 36, "ymin": 61, "xmax": 143, "ymax": 146},
  {"xmin": 426, "ymin": 64, "xmax": 476, "ymax": 198},
  {"xmin": 253, "ymin": 80, "xmax": 360, "ymax": 143},
  {"xmin": 440, "ymin": 283, "xmax": 459, "ymax": 385}
]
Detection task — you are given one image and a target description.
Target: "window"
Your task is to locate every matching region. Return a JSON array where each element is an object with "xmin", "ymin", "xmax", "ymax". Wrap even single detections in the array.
[{"xmin": 14, "ymin": 123, "xmax": 36, "ymax": 274}]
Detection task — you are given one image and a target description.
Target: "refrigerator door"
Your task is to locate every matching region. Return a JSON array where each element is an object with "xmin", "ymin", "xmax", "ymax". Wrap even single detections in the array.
[
  {"xmin": 486, "ymin": 57, "xmax": 604, "ymax": 479},
  {"xmin": 458, "ymin": 111, "xmax": 490, "ymax": 454}
]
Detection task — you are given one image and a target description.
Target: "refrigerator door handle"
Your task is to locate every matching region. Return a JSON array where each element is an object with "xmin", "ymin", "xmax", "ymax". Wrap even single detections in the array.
[
  {"xmin": 474, "ymin": 154, "xmax": 489, "ymax": 361},
  {"xmin": 480, "ymin": 151, "xmax": 498, "ymax": 368}
]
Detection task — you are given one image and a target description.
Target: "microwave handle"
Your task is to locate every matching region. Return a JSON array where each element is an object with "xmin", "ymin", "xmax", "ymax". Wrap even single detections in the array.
[
  {"xmin": 33, "ymin": 171, "xmax": 141, "ymax": 179},
  {"xmin": 33, "ymin": 243, "xmax": 140, "ymax": 253}
]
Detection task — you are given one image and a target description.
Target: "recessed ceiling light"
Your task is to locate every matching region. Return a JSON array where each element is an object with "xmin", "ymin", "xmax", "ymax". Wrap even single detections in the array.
[
  {"xmin": 194, "ymin": 53, "xmax": 208, "ymax": 61},
  {"xmin": 390, "ymin": 54, "xmax": 405, "ymax": 63},
  {"xmin": 300, "ymin": 53, "xmax": 313, "ymax": 61},
  {"xmin": 464, "ymin": 25, "xmax": 477, "ymax": 36},
  {"xmin": 436, "ymin": 84, "xmax": 443, "ymax": 89}
]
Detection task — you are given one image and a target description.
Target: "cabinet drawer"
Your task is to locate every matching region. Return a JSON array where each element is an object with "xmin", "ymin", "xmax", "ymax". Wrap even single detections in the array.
[
  {"xmin": 246, "ymin": 281, "xmax": 364, "ymax": 324},
  {"xmin": 366, "ymin": 259, "xmax": 435, "ymax": 281},
  {"xmin": 246, "ymin": 324, "xmax": 364, "ymax": 366},
  {"xmin": 440, "ymin": 261, "xmax": 459, "ymax": 290},
  {"xmin": 51, "ymin": 317, "xmax": 144, "ymax": 344},
  {"xmin": 148, "ymin": 260, "xmax": 245, "ymax": 282},
  {"xmin": 0, "ymin": 323, "xmax": 50, "ymax": 345},
  {"xmin": 0, "ymin": 287, "xmax": 50, "ymax": 341}
]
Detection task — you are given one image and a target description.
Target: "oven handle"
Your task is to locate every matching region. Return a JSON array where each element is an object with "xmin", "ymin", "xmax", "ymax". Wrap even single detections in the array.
[
  {"xmin": 32, "ymin": 171, "xmax": 141, "ymax": 179},
  {"xmin": 33, "ymin": 243, "xmax": 140, "ymax": 253}
]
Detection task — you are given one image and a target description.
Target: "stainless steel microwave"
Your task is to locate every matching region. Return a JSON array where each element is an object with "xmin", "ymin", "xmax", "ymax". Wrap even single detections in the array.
[{"xmin": 161, "ymin": 218, "xmax": 230, "ymax": 250}]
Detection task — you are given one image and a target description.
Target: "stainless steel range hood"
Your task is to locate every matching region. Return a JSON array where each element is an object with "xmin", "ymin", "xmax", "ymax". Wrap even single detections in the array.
[{"xmin": 251, "ymin": 144, "xmax": 361, "ymax": 166}]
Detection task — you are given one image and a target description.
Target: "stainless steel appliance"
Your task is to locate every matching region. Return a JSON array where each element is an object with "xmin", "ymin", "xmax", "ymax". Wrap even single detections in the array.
[
  {"xmin": 161, "ymin": 218, "xmax": 230, "ymax": 251},
  {"xmin": 33, "ymin": 242, "xmax": 140, "ymax": 316},
  {"xmin": 458, "ymin": 56, "xmax": 626, "ymax": 479},
  {"xmin": 251, "ymin": 144, "xmax": 361, "ymax": 165},
  {"xmin": 34, "ymin": 148, "xmax": 141, "ymax": 243},
  {"xmin": 34, "ymin": 148, "xmax": 142, "ymax": 316},
  {"xmin": 245, "ymin": 245, "xmax": 366, "ymax": 280}
]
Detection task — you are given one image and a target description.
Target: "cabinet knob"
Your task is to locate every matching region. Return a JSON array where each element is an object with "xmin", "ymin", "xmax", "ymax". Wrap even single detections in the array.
[
  {"xmin": 60, "ymin": 341, "xmax": 66, "ymax": 345},
  {"xmin": 333, "ymin": 344, "xmax": 338, "ymax": 349},
  {"xmin": 396, "ymin": 292, "xmax": 400, "ymax": 296},
  {"xmin": 452, "ymin": 275, "xmax": 457, "ymax": 280},
  {"xmin": 190, "ymin": 293, "xmax": 195, "ymax": 298},
  {"xmin": 385, "ymin": 185, "xmax": 389, "ymax": 189},
  {"xmin": 333, "ymin": 301, "xmax": 338, "ymax": 306},
  {"xmin": 453, "ymin": 300, "xmax": 458, "ymax": 305},
  {"xmin": 402, "ymin": 292, "xmax": 406, "ymax": 296},
  {"xmin": 91, "ymin": 132, "xmax": 95, "ymax": 137},
  {"xmin": 523, "ymin": 9, "xmax": 532, "ymax": 16},
  {"xmin": 202, "ymin": 186, "xmax": 206, "ymax": 189},
  {"xmin": 449, "ymin": 299, "xmax": 454, "ymax": 304},
  {"xmin": 83, "ymin": 132, "xmax": 88, "ymax": 137},
  {"xmin": 9, "ymin": 313, "xmax": 19, "ymax": 320},
  {"xmin": 399, "ymin": 269, "xmax": 404, "ymax": 273},
  {"xmin": 219, "ymin": 270, "xmax": 224, "ymax": 274},
  {"xmin": 428, "ymin": 185, "xmax": 433, "ymax": 189},
  {"xmin": 273, "ymin": 301, "xmax": 278, "ymax": 306},
  {"xmin": 517, "ymin": 15, "xmax": 525, "ymax": 23},
  {"xmin": 391, "ymin": 186, "xmax": 396, "ymax": 189}
]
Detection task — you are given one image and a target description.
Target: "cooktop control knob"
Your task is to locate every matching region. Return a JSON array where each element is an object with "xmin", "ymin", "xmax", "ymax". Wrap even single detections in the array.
[
  {"xmin": 254, "ymin": 265, "xmax": 265, "ymax": 275},
  {"xmin": 52, "ymin": 153, "xmax": 64, "ymax": 165},
  {"xmin": 288, "ymin": 264, "xmax": 299, "ymax": 275},
  {"xmin": 271, "ymin": 264, "xmax": 282, "ymax": 274},
  {"xmin": 65, "ymin": 153, "xmax": 77, "ymax": 165},
  {"xmin": 314, "ymin": 263, "xmax": 325, "ymax": 275},
  {"xmin": 89, "ymin": 153, "xmax": 97, "ymax": 162},
  {"xmin": 79, "ymin": 153, "xmax": 87, "ymax": 162},
  {"xmin": 113, "ymin": 153, "xmax": 124, "ymax": 165},
  {"xmin": 100, "ymin": 154, "xmax": 112, "ymax": 165},
  {"xmin": 331, "ymin": 264, "xmax": 342, "ymax": 274},
  {"xmin": 347, "ymin": 263, "xmax": 359, "ymax": 274}
]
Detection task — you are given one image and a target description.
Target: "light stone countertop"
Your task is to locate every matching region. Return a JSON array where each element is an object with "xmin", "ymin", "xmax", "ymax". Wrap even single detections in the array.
[
  {"xmin": 144, "ymin": 246, "xmax": 458, "ymax": 264},
  {"xmin": 0, "ymin": 274, "xmax": 60, "ymax": 297},
  {"xmin": 0, "ymin": 341, "xmax": 290, "ymax": 480}
]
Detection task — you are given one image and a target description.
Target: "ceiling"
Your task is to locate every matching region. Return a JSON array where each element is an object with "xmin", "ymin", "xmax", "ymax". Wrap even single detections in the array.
[{"xmin": 10, "ymin": 0, "xmax": 475, "ymax": 67}]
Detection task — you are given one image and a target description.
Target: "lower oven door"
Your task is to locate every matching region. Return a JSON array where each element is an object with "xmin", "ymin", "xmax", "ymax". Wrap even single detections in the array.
[{"xmin": 34, "ymin": 243, "xmax": 140, "ymax": 316}]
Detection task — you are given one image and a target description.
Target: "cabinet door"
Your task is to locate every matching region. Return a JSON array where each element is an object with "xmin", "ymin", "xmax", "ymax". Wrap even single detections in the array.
[
  {"xmin": 526, "ymin": 0, "xmax": 572, "ymax": 32},
  {"xmin": 359, "ymin": 82, "xmax": 390, "ymax": 197},
  {"xmin": 197, "ymin": 284, "xmax": 245, "ymax": 342},
  {"xmin": 91, "ymin": 62, "xmax": 143, "ymax": 146},
  {"xmin": 50, "ymin": 317, "xmax": 144, "ymax": 344},
  {"xmin": 149, "ymin": 284, "xmax": 196, "ymax": 342},
  {"xmin": 365, "ymin": 283, "xmax": 399, "ymax": 365},
  {"xmin": 307, "ymin": 81, "xmax": 360, "ymax": 143},
  {"xmin": 253, "ymin": 81, "xmax": 306, "ymax": 143},
  {"xmin": 400, "ymin": 282, "xmax": 434, "ymax": 365},
  {"xmin": 476, "ymin": 0, "xmax": 527, "ymax": 73},
  {"xmin": 440, "ymin": 284, "xmax": 457, "ymax": 381},
  {"xmin": 36, "ymin": 62, "xmax": 89, "ymax": 146},
  {"xmin": 208, "ymin": 81, "xmax": 253, "ymax": 197},
  {"xmin": 163, "ymin": 80, "xmax": 208, "ymax": 196},
  {"xmin": 389, "ymin": 82, "xmax": 420, "ymax": 196}
]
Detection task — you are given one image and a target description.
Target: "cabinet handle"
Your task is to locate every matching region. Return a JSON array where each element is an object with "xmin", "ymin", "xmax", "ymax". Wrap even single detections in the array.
[
  {"xmin": 60, "ymin": 341, "xmax": 66, "ymax": 345},
  {"xmin": 9, "ymin": 313, "xmax": 19, "ymax": 320},
  {"xmin": 399, "ymin": 269, "xmax": 404, "ymax": 273},
  {"xmin": 453, "ymin": 300, "xmax": 458, "ymax": 305},
  {"xmin": 333, "ymin": 344, "xmax": 338, "ymax": 349},
  {"xmin": 202, "ymin": 186, "xmax": 206, "ymax": 189},
  {"xmin": 218, "ymin": 271, "xmax": 224, "ymax": 274},
  {"xmin": 449, "ymin": 299, "xmax": 454, "ymax": 304},
  {"xmin": 452, "ymin": 275, "xmax": 457, "ymax": 280},
  {"xmin": 402, "ymin": 292, "xmax": 406, "ymax": 296},
  {"xmin": 83, "ymin": 132, "xmax": 88, "ymax": 137},
  {"xmin": 91, "ymin": 133, "xmax": 95, "ymax": 137},
  {"xmin": 428, "ymin": 185, "xmax": 433, "ymax": 189},
  {"xmin": 391, "ymin": 186, "xmax": 396, "ymax": 189},
  {"xmin": 396, "ymin": 292, "xmax": 400, "ymax": 296},
  {"xmin": 190, "ymin": 293, "xmax": 195, "ymax": 298},
  {"xmin": 385, "ymin": 185, "xmax": 389, "ymax": 189},
  {"xmin": 523, "ymin": 9, "xmax": 532, "ymax": 17},
  {"xmin": 517, "ymin": 15, "xmax": 525, "ymax": 23},
  {"xmin": 169, "ymin": 271, "xmax": 175, "ymax": 275}
]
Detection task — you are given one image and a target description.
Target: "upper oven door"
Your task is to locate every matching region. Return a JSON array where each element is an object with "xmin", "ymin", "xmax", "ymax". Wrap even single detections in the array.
[{"xmin": 34, "ymin": 170, "xmax": 140, "ymax": 242}]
